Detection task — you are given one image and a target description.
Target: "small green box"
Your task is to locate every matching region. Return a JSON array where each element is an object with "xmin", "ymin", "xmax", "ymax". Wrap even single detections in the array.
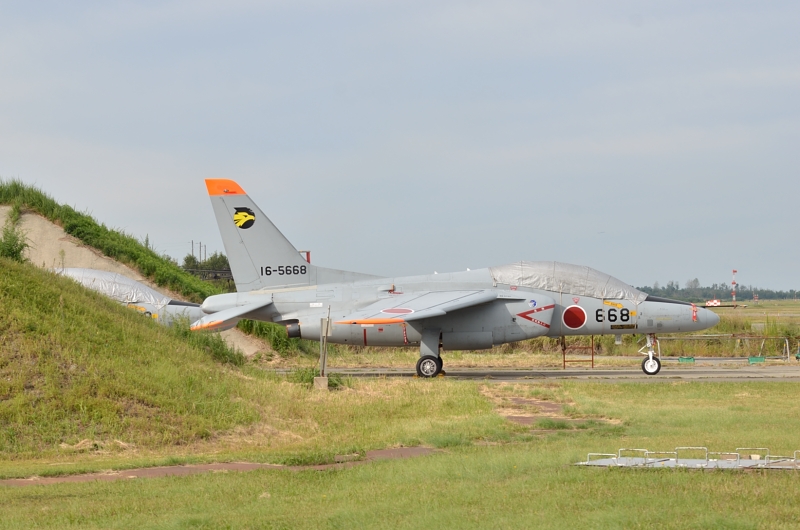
[
  {"xmin": 678, "ymin": 357, "xmax": 695, "ymax": 363},
  {"xmin": 748, "ymin": 356, "xmax": 766, "ymax": 364}
]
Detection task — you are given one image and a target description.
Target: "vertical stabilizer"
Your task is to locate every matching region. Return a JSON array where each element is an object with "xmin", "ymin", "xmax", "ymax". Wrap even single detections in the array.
[{"xmin": 206, "ymin": 179, "xmax": 313, "ymax": 291}]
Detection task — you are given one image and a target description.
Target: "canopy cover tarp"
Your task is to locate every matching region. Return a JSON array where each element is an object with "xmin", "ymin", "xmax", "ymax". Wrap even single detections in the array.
[
  {"xmin": 489, "ymin": 261, "xmax": 647, "ymax": 304},
  {"xmin": 57, "ymin": 268, "xmax": 172, "ymax": 309}
]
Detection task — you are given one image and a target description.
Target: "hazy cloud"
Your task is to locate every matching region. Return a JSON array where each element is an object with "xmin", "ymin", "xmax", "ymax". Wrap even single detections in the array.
[{"xmin": 1, "ymin": 1, "xmax": 798, "ymax": 289}]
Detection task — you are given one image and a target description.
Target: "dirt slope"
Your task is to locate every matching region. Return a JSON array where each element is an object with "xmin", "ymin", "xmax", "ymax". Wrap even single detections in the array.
[{"xmin": 0, "ymin": 205, "xmax": 269, "ymax": 357}]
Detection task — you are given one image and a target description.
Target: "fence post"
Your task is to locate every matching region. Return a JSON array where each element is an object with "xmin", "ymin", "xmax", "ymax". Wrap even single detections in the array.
[{"xmin": 315, "ymin": 310, "xmax": 331, "ymax": 391}]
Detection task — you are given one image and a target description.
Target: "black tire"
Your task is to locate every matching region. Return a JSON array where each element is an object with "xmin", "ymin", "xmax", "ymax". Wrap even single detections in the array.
[
  {"xmin": 641, "ymin": 357, "xmax": 661, "ymax": 375},
  {"xmin": 416, "ymin": 355, "xmax": 441, "ymax": 378},
  {"xmin": 435, "ymin": 356, "xmax": 443, "ymax": 372}
]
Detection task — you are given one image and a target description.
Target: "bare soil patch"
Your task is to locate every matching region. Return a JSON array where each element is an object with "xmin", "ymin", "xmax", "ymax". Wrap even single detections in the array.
[
  {"xmin": 0, "ymin": 447, "xmax": 435, "ymax": 487},
  {"xmin": 480, "ymin": 383, "xmax": 610, "ymax": 428}
]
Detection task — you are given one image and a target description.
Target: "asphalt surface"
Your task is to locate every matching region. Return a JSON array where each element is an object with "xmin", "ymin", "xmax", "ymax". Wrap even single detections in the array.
[{"xmin": 325, "ymin": 362, "xmax": 800, "ymax": 383}]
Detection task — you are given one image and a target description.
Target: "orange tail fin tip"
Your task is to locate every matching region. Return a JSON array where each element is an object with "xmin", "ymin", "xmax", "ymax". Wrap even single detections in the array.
[{"xmin": 205, "ymin": 179, "xmax": 246, "ymax": 196}]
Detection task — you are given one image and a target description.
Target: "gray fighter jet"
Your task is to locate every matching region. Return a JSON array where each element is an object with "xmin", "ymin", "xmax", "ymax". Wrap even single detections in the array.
[{"xmin": 192, "ymin": 179, "xmax": 720, "ymax": 376}]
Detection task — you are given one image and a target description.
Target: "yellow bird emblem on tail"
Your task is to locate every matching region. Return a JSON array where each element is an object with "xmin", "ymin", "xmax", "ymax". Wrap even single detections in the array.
[{"xmin": 233, "ymin": 207, "xmax": 255, "ymax": 229}]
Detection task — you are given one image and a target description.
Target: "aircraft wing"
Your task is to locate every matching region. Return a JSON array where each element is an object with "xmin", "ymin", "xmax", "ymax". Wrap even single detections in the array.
[
  {"xmin": 190, "ymin": 299, "xmax": 274, "ymax": 331},
  {"xmin": 335, "ymin": 290, "xmax": 499, "ymax": 325}
]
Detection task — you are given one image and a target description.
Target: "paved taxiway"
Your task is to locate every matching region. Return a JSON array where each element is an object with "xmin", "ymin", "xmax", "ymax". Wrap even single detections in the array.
[{"xmin": 324, "ymin": 364, "xmax": 800, "ymax": 383}]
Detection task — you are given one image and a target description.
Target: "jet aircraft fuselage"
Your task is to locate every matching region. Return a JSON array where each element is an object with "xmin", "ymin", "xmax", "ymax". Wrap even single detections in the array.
[
  {"xmin": 201, "ymin": 268, "xmax": 716, "ymax": 349},
  {"xmin": 193, "ymin": 179, "xmax": 720, "ymax": 376}
]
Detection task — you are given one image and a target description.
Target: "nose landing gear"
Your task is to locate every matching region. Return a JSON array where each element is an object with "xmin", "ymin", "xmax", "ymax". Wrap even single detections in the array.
[
  {"xmin": 642, "ymin": 356, "xmax": 661, "ymax": 375},
  {"xmin": 639, "ymin": 333, "xmax": 661, "ymax": 375}
]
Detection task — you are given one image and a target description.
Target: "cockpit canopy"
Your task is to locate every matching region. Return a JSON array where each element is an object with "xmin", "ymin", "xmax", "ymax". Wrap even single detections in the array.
[{"xmin": 489, "ymin": 261, "xmax": 647, "ymax": 304}]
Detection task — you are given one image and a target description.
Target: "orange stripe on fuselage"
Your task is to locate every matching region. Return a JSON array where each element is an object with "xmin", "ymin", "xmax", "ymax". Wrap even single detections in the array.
[
  {"xmin": 335, "ymin": 318, "xmax": 405, "ymax": 325},
  {"xmin": 205, "ymin": 179, "xmax": 247, "ymax": 196}
]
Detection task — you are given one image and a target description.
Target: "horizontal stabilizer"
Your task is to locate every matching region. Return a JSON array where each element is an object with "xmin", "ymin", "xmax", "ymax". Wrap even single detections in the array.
[
  {"xmin": 336, "ymin": 290, "xmax": 498, "ymax": 325},
  {"xmin": 190, "ymin": 299, "xmax": 274, "ymax": 331}
]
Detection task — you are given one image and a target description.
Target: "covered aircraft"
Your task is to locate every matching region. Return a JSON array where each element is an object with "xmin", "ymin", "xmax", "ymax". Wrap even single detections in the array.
[
  {"xmin": 58, "ymin": 268, "xmax": 233, "ymax": 330},
  {"xmin": 191, "ymin": 179, "xmax": 720, "ymax": 376}
]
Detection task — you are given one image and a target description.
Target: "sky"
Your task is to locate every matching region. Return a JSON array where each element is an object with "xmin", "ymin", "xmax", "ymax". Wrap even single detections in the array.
[{"xmin": 1, "ymin": 1, "xmax": 798, "ymax": 290}]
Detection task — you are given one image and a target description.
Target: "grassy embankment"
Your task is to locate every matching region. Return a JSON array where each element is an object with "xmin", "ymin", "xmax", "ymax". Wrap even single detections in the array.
[
  {"xmin": 0, "ymin": 258, "xmax": 520, "ymax": 479},
  {"xmin": 3, "ymin": 381, "xmax": 800, "ymax": 528},
  {"xmin": 0, "ymin": 180, "xmax": 216, "ymax": 303},
  {"xmin": 0, "ymin": 258, "xmax": 250, "ymax": 457},
  {"xmin": 0, "ymin": 178, "xmax": 321, "ymax": 355}
]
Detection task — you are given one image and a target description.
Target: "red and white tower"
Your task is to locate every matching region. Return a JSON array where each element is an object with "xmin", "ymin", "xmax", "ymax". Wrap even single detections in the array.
[{"xmin": 731, "ymin": 269, "xmax": 738, "ymax": 302}]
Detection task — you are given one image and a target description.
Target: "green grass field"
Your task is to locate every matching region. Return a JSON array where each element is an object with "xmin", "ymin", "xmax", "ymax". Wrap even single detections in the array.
[
  {"xmin": 3, "ymin": 192, "xmax": 800, "ymax": 528},
  {"xmin": 3, "ymin": 381, "xmax": 800, "ymax": 528}
]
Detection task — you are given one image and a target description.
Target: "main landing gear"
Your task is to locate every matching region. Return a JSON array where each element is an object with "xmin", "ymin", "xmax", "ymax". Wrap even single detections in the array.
[
  {"xmin": 639, "ymin": 333, "xmax": 661, "ymax": 375},
  {"xmin": 416, "ymin": 355, "xmax": 444, "ymax": 378},
  {"xmin": 416, "ymin": 329, "xmax": 444, "ymax": 378}
]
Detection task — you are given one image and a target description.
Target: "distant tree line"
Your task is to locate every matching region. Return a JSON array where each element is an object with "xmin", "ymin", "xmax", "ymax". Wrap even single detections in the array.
[
  {"xmin": 182, "ymin": 251, "xmax": 230, "ymax": 271},
  {"xmin": 637, "ymin": 279, "xmax": 799, "ymax": 302}
]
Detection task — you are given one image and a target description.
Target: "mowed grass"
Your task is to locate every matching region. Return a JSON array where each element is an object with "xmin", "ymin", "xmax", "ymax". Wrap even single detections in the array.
[
  {"xmin": 2, "ymin": 381, "xmax": 800, "ymax": 528},
  {"xmin": 0, "ymin": 373, "xmax": 512, "ymax": 480},
  {"xmin": 5, "ymin": 447, "xmax": 800, "ymax": 529}
]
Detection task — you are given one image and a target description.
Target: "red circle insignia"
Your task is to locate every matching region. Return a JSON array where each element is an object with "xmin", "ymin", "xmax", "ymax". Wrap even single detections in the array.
[
  {"xmin": 381, "ymin": 308, "xmax": 414, "ymax": 315},
  {"xmin": 562, "ymin": 305, "xmax": 587, "ymax": 329}
]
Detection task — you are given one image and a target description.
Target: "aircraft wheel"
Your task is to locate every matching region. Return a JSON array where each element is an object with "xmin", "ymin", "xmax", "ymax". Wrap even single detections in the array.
[
  {"xmin": 416, "ymin": 355, "xmax": 441, "ymax": 378},
  {"xmin": 641, "ymin": 357, "xmax": 661, "ymax": 375}
]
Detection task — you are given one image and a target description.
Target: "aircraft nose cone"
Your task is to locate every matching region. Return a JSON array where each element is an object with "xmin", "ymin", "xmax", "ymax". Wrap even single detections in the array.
[{"xmin": 703, "ymin": 308, "xmax": 720, "ymax": 328}]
